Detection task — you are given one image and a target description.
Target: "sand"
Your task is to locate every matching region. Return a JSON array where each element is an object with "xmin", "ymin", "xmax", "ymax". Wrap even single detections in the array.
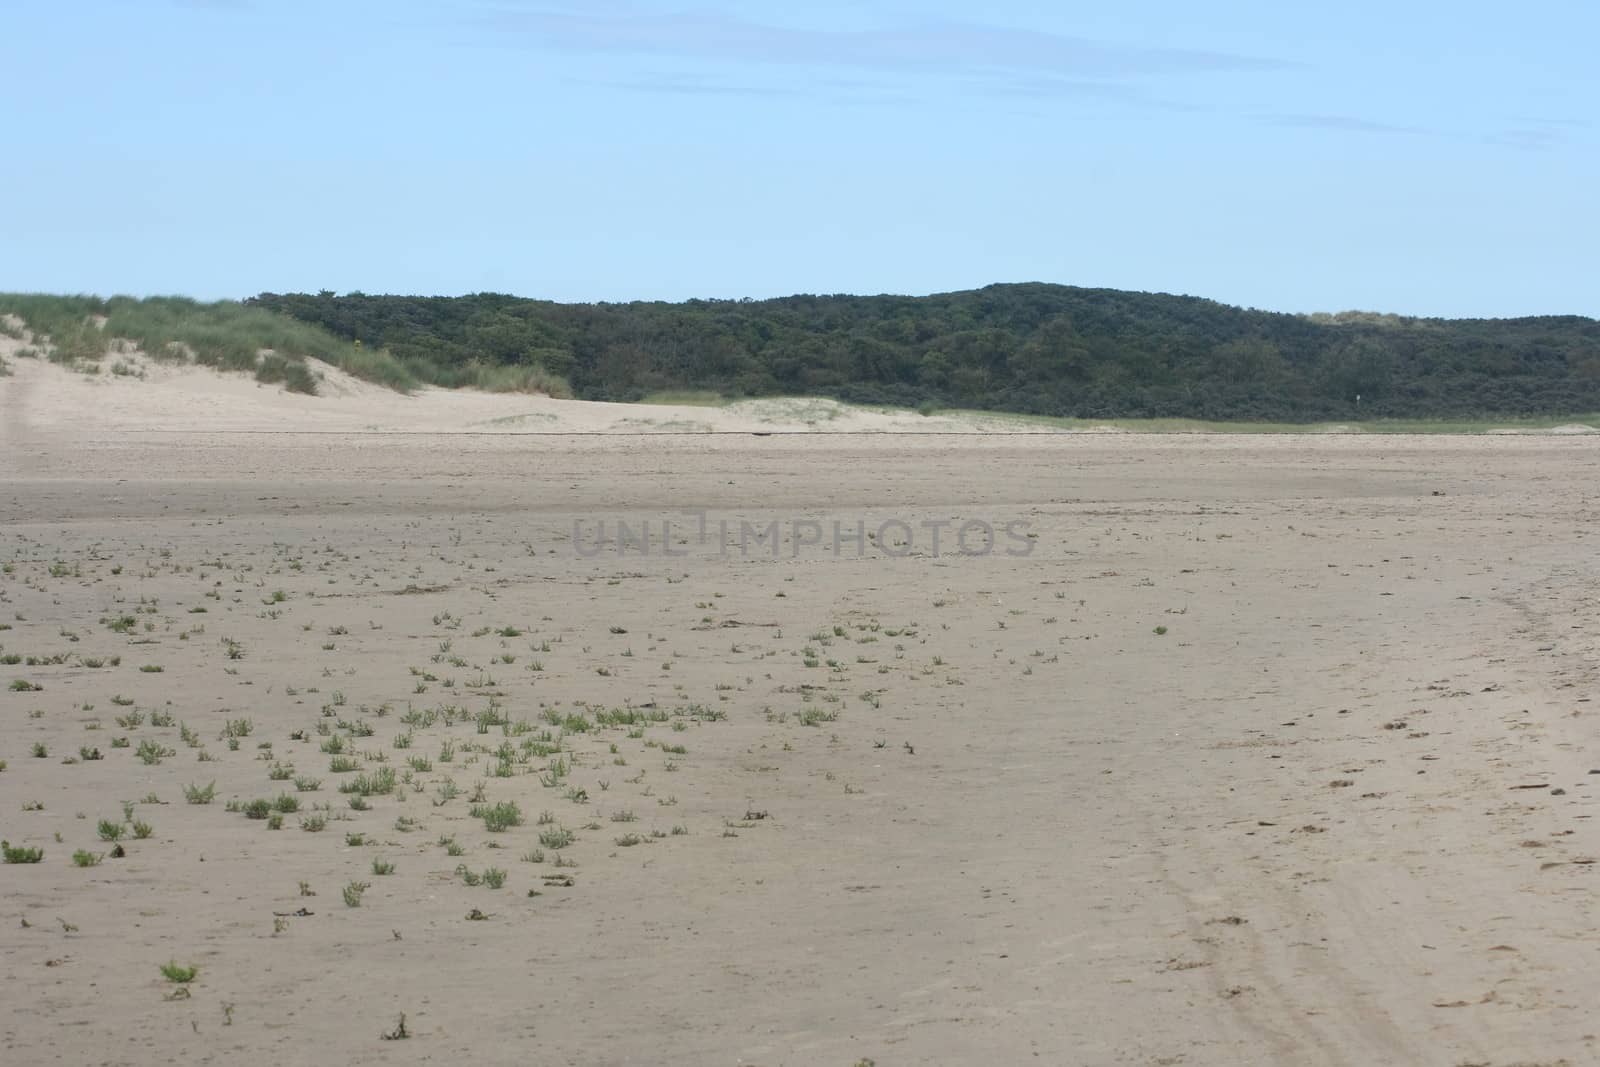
[{"xmin": 2, "ymin": 359, "xmax": 1597, "ymax": 1066}]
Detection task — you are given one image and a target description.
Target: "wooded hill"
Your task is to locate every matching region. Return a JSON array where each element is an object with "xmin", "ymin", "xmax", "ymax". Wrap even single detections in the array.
[{"xmin": 251, "ymin": 284, "xmax": 1600, "ymax": 419}]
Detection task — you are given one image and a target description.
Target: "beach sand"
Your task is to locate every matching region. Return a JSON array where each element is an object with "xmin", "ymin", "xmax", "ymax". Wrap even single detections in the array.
[{"xmin": 2, "ymin": 356, "xmax": 1597, "ymax": 1065}]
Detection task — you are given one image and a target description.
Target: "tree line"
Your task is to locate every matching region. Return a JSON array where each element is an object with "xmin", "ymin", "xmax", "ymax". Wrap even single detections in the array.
[{"xmin": 248, "ymin": 284, "xmax": 1600, "ymax": 418}]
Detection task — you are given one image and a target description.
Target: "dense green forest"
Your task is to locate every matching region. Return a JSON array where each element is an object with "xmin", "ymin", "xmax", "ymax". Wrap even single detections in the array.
[
  {"xmin": 6, "ymin": 286, "xmax": 1597, "ymax": 418},
  {"xmin": 251, "ymin": 285, "xmax": 1600, "ymax": 419}
]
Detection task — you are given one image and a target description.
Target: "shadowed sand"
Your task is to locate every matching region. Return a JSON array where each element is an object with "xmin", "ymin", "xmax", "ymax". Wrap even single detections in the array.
[{"xmin": 1, "ymin": 361, "xmax": 1597, "ymax": 1066}]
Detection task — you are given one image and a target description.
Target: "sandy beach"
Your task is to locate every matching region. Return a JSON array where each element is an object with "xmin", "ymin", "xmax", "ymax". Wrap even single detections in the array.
[{"xmin": 2, "ymin": 359, "xmax": 1597, "ymax": 1066}]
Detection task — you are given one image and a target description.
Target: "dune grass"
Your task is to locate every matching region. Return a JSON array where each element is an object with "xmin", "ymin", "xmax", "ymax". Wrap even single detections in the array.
[
  {"xmin": 639, "ymin": 390, "xmax": 728, "ymax": 407},
  {"xmin": 0, "ymin": 294, "xmax": 570, "ymax": 398}
]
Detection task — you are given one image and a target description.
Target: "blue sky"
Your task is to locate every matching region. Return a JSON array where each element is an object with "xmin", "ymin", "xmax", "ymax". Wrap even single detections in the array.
[{"xmin": 3, "ymin": 0, "xmax": 1595, "ymax": 317}]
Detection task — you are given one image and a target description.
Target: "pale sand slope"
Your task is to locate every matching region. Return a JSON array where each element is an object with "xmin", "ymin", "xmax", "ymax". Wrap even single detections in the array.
[
  {"xmin": 0, "ymin": 346, "xmax": 1064, "ymax": 436},
  {"xmin": 1, "ymin": 373, "xmax": 1598, "ymax": 1066}
]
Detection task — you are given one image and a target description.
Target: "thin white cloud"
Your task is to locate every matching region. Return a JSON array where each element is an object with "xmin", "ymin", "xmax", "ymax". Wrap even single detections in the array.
[{"xmin": 467, "ymin": 7, "xmax": 1292, "ymax": 79}]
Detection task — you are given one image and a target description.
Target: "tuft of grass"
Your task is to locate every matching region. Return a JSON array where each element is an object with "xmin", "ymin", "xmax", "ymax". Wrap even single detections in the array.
[
  {"xmin": 470, "ymin": 800, "xmax": 523, "ymax": 832},
  {"xmin": 2, "ymin": 840, "xmax": 44, "ymax": 863},
  {"xmin": 242, "ymin": 799, "xmax": 272, "ymax": 820},
  {"xmin": 183, "ymin": 781, "xmax": 216, "ymax": 804},
  {"xmin": 159, "ymin": 961, "xmax": 198, "ymax": 984},
  {"xmin": 339, "ymin": 767, "xmax": 396, "ymax": 797},
  {"xmin": 538, "ymin": 826, "xmax": 574, "ymax": 850},
  {"xmin": 342, "ymin": 881, "xmax": 370, "ymax": 907},
  {"xmin": 136, "ymin": 739, "xmax": 174, "ymax": 765},
  {"xmin": 72, "ymin": 849, "xmax": 103, "ymax": 867}
]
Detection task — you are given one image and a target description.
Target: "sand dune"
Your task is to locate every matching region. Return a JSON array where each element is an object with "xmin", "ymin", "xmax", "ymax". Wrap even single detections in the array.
[{"xmin": 0, "ymin": 345, "xmax": 1067, "ymax": 437}]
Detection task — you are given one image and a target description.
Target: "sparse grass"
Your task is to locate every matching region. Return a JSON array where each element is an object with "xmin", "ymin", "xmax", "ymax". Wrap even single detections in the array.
[
  {"xmin": 471, "ymin": 800, "xmax": 523, "ymax": 832},
  {"xmin": 242, "ymin": 799, "xmax": 272, "ymax": 820},
  {"xmin": 159, "ymin": 961, "xmax": 198, "ymax": 984},
  {"xmin": 339, "ymin": 767, "xmax": 396, "ymax": 797},
  {"xmin": 2, "ymin": 840, "xmax": 44, "ymax": 863},
  {"xmin": 0, "ymin": 294, "xmax": 395, "ymax": 394},
  {"xmin": 639, "ymin": 389, "xmax": 728, "ymax": 407},
  {"xmin": 136, "ymin": 739, "xmax": 174, "ymax": 764},
  {"xmin": 538, "ymin": 826, "xmax": 574, "ymax": 849},
  {"xmin": 342, "ymin": 881, "xmax": 370, "ymax": 907}
]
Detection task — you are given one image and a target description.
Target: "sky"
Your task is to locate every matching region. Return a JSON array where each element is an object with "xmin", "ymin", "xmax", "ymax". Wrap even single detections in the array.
[{"xmin": 2, "ymin": 0, "xmax": 1596, "ymax": 317}]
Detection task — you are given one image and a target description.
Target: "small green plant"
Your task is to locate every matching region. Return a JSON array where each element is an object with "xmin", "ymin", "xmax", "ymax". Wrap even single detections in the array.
[
  {"xmin": 339, "ymin": 767, "xmax": 396, "ymax": 797},
  {"xmin": 538, "ymin": 826, "xmax": 574, "ymax": 849},
  {"xmin": 1153, "ymin": 625, "xmax": 1168, "ymax": 636},
  {"xmin": 159, "ymin": 961, "xmax": 198, "ymax": 984},
  {"xmin": 2, "ymin": 840, "xmax": 44, "ymax": 863},
  {"xmin": 471, "ymin": 800, "xmax": 523, "ymax": 832},
  {"xmin": 242, "ymin": 799, "xmax": 273, "ymax": 820},
  {"xmin": 72, "ymin": 849, "xmax": 103, "ymax": 867},
  {"xmin": 97, "ymin": 819, "xmax": 124, "ymax": 842},
  {"xmin": 372, "ymin": 858, "xmax": 395, "ymax": 876},
  {"xmin": 481, "ymin": 867, "xmax": 507, "ymax": 888},
  {"xmin": 183, "ymin": 781, "xmax": 216, "ymax": 804},
  {"xmin": 342, "ymin": 881, "xmax": 370, "ymax": 907},
  {"xmin": 136, "ymin": 739, "xmax": 174, "ymax": 765}
]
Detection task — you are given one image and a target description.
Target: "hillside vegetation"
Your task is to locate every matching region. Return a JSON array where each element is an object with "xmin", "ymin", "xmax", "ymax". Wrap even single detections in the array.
[
  {"xmin": 5, "ymin": 287, "xmax": 1598, "ymax": 419},
  {"xmin": 0, "ymin": 294, "xmax": 571, "ymax": 398},
  {"xmin": 252, "ymin": 285, "xmax": 1600, "ymax": 419}
]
